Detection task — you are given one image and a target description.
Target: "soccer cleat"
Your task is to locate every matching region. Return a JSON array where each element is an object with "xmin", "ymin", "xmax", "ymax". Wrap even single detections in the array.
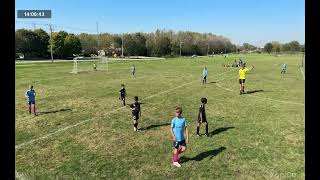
[
  {"xmin": 172, "ymin": 161, "xmax": 181, "ymax": 167},
  {"xmin": 205, "ymin": 133, "xmax": 209, "ymax": 137},
  {"xmin": 196, "ymin": 134, "xmax": 200, "ymax": 137}
]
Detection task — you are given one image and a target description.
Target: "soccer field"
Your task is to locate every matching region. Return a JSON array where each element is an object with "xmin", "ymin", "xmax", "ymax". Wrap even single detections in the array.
[{"xmin": 15, "ymin": 53, "xmax": 305, "ymax": 179}]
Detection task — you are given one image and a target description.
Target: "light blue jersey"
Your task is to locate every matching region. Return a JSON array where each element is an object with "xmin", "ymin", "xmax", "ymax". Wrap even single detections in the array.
[
  {"xmin": 282, "ymin": 64, "xmax": 287, "ymax": 69},
  {"xmin": 203, "ymin": 68, "xmax": 208, "ymax": 77},
  {"xmin": 171, "ymin": 117, "xmax": 187, "ymax": 141},
  {"xmin": 25, "ymin": 89, "xmax": 36, "ymax": 102}
]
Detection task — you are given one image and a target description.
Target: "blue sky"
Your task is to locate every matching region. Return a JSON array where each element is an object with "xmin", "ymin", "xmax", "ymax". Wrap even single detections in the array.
[{"xmin": 15, "ymin": 0, "xmax": 304, "ymax": 47}]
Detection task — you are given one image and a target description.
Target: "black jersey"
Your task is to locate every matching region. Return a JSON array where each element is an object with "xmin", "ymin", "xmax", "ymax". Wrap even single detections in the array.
[
  {"xmin": 198, "ymin": 104, "xmax": 207, "ymax": 122},
  {"xmin": 119, "ymin": 88, "xmax": 126, "ymax": 97},
  {"xmin": 131, "ymin": 102, "xmax": 141, "ymax": 120}
]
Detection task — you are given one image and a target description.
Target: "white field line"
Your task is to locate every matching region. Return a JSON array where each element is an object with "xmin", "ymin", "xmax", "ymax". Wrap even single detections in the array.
[
  {"xmin": 15, "ymin": 68, "xmax": 237, "ymax": 149},
  {"xmin": 215, "ymin": 82, "xmax": 304, "ymax": 106},
  {"xmin": 299, "ymin": 67, "xmax": 305, "ymax": 80},
  {"xmin": 15, "ymin": 170, "xmax": 28, "ymax": 180}
]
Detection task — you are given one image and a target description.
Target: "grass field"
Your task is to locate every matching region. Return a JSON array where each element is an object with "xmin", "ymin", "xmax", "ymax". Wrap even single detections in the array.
[{"xmin": 15, "ymin": 53, "xmax": 305, "ymax": 179}]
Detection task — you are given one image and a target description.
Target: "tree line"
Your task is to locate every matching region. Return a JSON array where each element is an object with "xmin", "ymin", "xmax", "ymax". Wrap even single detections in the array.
[
  {"xmin": 263, "ymin": 41, "xmax": 304, "ymax": 54},
  {"xmin": 15, "ymin": 28, "xmax": 304, "ymax": 59}
]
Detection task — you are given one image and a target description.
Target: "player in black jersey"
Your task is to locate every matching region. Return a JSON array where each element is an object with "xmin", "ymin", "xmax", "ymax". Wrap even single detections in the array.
[
  {"xmin": 129, "ymin": 96, "xmax": 141, "ymax": 131},
  {"xmin": 196, "ymin": 97, "xmax": 208, "ymax": 136},
  {"xmin": 119, "ymin": 84, "xmax": 126, "ymax": 106}
]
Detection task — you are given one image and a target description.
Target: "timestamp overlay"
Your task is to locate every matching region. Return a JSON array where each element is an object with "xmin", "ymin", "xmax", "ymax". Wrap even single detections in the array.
[{"xmin": 17, "ymin": 10, "xmax": 51, "ymax": 18}]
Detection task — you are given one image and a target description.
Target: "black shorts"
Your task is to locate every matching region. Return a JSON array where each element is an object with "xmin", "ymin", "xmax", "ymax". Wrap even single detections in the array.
[
  {"xmin": 198, "ymin": 118, "xmax": 207, "ymax": 123},
  {"xmin": 173, "ymin": 140, "xmax": 186, "ymax": 149},
  {"xmin": 239, "ymin": 79, "xmax": 245, "ymax": 84},
  {"xmin": 120, "ymin": 95, "xmax": 125, "ymax": 100},
  {"xmin": 132, "ymin": 112, "xmax": 139, "ymax": 120},
  {"xmin": 28, "ymin": 101, "xmax": 35, "ymax": 105},
  {"xmin": 203, "ymin": 76, "xmax": 207, "ymax": 80}
]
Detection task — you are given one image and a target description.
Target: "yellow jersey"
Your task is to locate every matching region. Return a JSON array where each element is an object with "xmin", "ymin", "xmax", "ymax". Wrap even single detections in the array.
[{"xmin": 239, "ymin": 68, "xmax": 252, "ymax": 79}]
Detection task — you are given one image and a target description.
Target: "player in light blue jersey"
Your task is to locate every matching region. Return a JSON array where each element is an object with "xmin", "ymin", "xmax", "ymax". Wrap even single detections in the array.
[
  {"xmin": 281, "ymin": 63, "xmax": 287, "ymax": 74},
  {"xmin": 170, "ymin": 107, "xmax": 189, "ymax": 167},
  {"xmin": 202, "ymin": 66, "xmax": 208, "ymax": 85}
]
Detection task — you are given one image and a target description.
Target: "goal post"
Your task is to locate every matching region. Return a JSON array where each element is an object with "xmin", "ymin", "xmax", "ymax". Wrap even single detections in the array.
[
  {"xmin": 70, "ymin": 56, "xmax": 109, "ymax": 74},
  {"xmin": 97, "ymin": 56, "xmax": 109, "ymax": 72},
  {"xmin": 71, "ymin": 57, "xmax": 78, "ymax": 74},
  {"xmin": 70, "ymin": 57, "xmax": 95, "ymax": 74}
]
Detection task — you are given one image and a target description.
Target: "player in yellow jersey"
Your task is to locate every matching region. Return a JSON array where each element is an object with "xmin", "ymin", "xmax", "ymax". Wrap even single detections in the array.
[
  {"xmin": 93, "ymin": 63, "xmax": 97, "ymax": 71},
  {"xmin": 239, "ymin": 64, "xmax": 254, "ymax": 95}
]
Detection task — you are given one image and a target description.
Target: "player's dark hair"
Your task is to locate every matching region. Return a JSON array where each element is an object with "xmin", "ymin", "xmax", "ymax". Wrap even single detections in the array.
[
  {"xmin": 201, "ymin": 97, "xmax": 207, "ymax": 104},
  {"xmin": 30, "ymin": 85, "xmax": 33, "ymax": 89},
  {"xmin": 175, "ymin": 107, "xmax": 182, "ymax": 113},
  {"xmin": 134, "ymin": 96, "xmax": 138, "ymax": 101},
  {"xmin": 121, "ymin": 84, "xmax": 125, "ymax": 87}
]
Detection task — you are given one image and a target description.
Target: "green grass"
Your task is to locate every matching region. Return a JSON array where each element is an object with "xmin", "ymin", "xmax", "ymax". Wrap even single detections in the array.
[{"xmin": 15, "ymin": 53, "xmax": 304, "ymax": 179}]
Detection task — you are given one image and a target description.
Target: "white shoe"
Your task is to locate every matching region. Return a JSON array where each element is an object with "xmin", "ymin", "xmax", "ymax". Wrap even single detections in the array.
[{"xmin": 173, "ymin": 162, "xmax": 181, "ymax": 167}]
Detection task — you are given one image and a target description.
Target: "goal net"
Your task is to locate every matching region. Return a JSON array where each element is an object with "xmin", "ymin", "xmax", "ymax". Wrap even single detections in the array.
[
  {"xmin": 98, "ymin": 56, "xmax": 109, "ymax": 72},
  {"xmin": 70, "ymin": 56, "xmax": 109, "ymax": 74}
]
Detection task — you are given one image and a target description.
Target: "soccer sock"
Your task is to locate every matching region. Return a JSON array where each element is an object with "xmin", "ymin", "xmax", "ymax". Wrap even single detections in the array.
[
  {"xmin": 196, "ymin": 126, "xmax": 200, "ymax": 135},
  {"xmin": 173, "ymin": 152, "xmax": 178, "ymax": 162},
  {"xmin": 29, "ymin": 106, "xmax": 31, "ymax": 114},
  {"xmin": 205, "ymin": 124, "xmax": 208, "ymax": 134}
]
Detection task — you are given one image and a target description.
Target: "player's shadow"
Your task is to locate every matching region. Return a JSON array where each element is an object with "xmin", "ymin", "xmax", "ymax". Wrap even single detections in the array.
[
  {"xmin": 244, "ymin": 90, "xmax": 265, "ymax": 94},
  {"xmin": 180, "ymin": 146, "xmax": 226, "ymax": 163},
  {"xmin": 36, "ymin": 108, "xmax": 71, "ymax": 115},
  {"xmin": 207, "ymin": 81, "xmax": 217, "ymax": 84},
  {"xmin": 139, "ymin": 123, "xmax": 170, "ymax": 131},
  {"xmin": 205, "ymin": 126, "xmax": 235, "ymax": 137}
]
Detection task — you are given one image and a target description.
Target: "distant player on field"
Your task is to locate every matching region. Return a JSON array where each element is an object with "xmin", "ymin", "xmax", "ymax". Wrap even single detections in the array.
[
  {"xmin": 131, "ymin": 64, "xmax": 136, "ymax": 77},
  {"xmin": 196, "ymin": 97, "xmax": 209, "ymax": 136},
  {"xmin": 119, "ymin": 84, "xmax": 126, "ymax": 106},
  {"xmin": 170, "ymin": 107, "xmax": 189, "ymax": 167},
  {"xmin": 239, "ymin": 64, "xmax": 254, "ymax": 95},
  {"xmin": 129, "ymin": 96, "xmax": 141, "ymax": 132},
  {"xmin": 281, "ymin": 63, "xmax": 287, "ymax": 74},
  {"xmin": 25, "ymin": 85, "xmax": 37, "ymax": 115},
  {"xmin": 239, "ymin": 59, "xmax": 243, "ymax": 67},
  {"xmin": 202, "ymin": 66, "xmax": 208, "ymax": 85},
  {"xmin": 93, "ymin": 63, "xmax": 97, "ymax": 71}
]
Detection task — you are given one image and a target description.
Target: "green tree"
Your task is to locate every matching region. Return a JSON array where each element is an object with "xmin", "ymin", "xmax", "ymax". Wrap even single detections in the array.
[
  {"xmin": 34, "ymin": 29, "xmax": 50, "ymax": 57},
  {"xmin": 15, "ymin": 29, "xmax": 48, "ymax": 58},
  {"xmin": 281, "ymin": 43, "xmax": 291, "ymax": 52},
  {"xmin": 264, "ymin": 42, "xmax": 273, "ymax": 54},
  {"xmin": 132, "ymin": 33, "xmax": 147, "ymax": 56},
  {"xmin": 288, "ymin": 41, "xmax": 300, "ymax": 52},
  {"xmin": 51, "ymin": 31, "xmax": 68, "ymax": 58},
  {"xmin": 154, "ymin": 34, "xmax": 171, "ymax": 56},
  {"xmin": 63, "ymin": 34, "xmax": 82, "ymax": 56},
  {"xmin": 271, "ymin": 41, "xmax": 281, "ymax": 53},
  {"xmin": 123, "ymin": 34, "xmax": 136, "ymax": 56},
  {"xmin": 300, "ymin": 44, "xmax": 305, "ymax": 52},
  {"xmin": 15, "ymin": 29, "xmax": 32, "ymax": 57},
  {"xmin": 78, "ymin": 33, "xmax": 97, "ymax": 56}
]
